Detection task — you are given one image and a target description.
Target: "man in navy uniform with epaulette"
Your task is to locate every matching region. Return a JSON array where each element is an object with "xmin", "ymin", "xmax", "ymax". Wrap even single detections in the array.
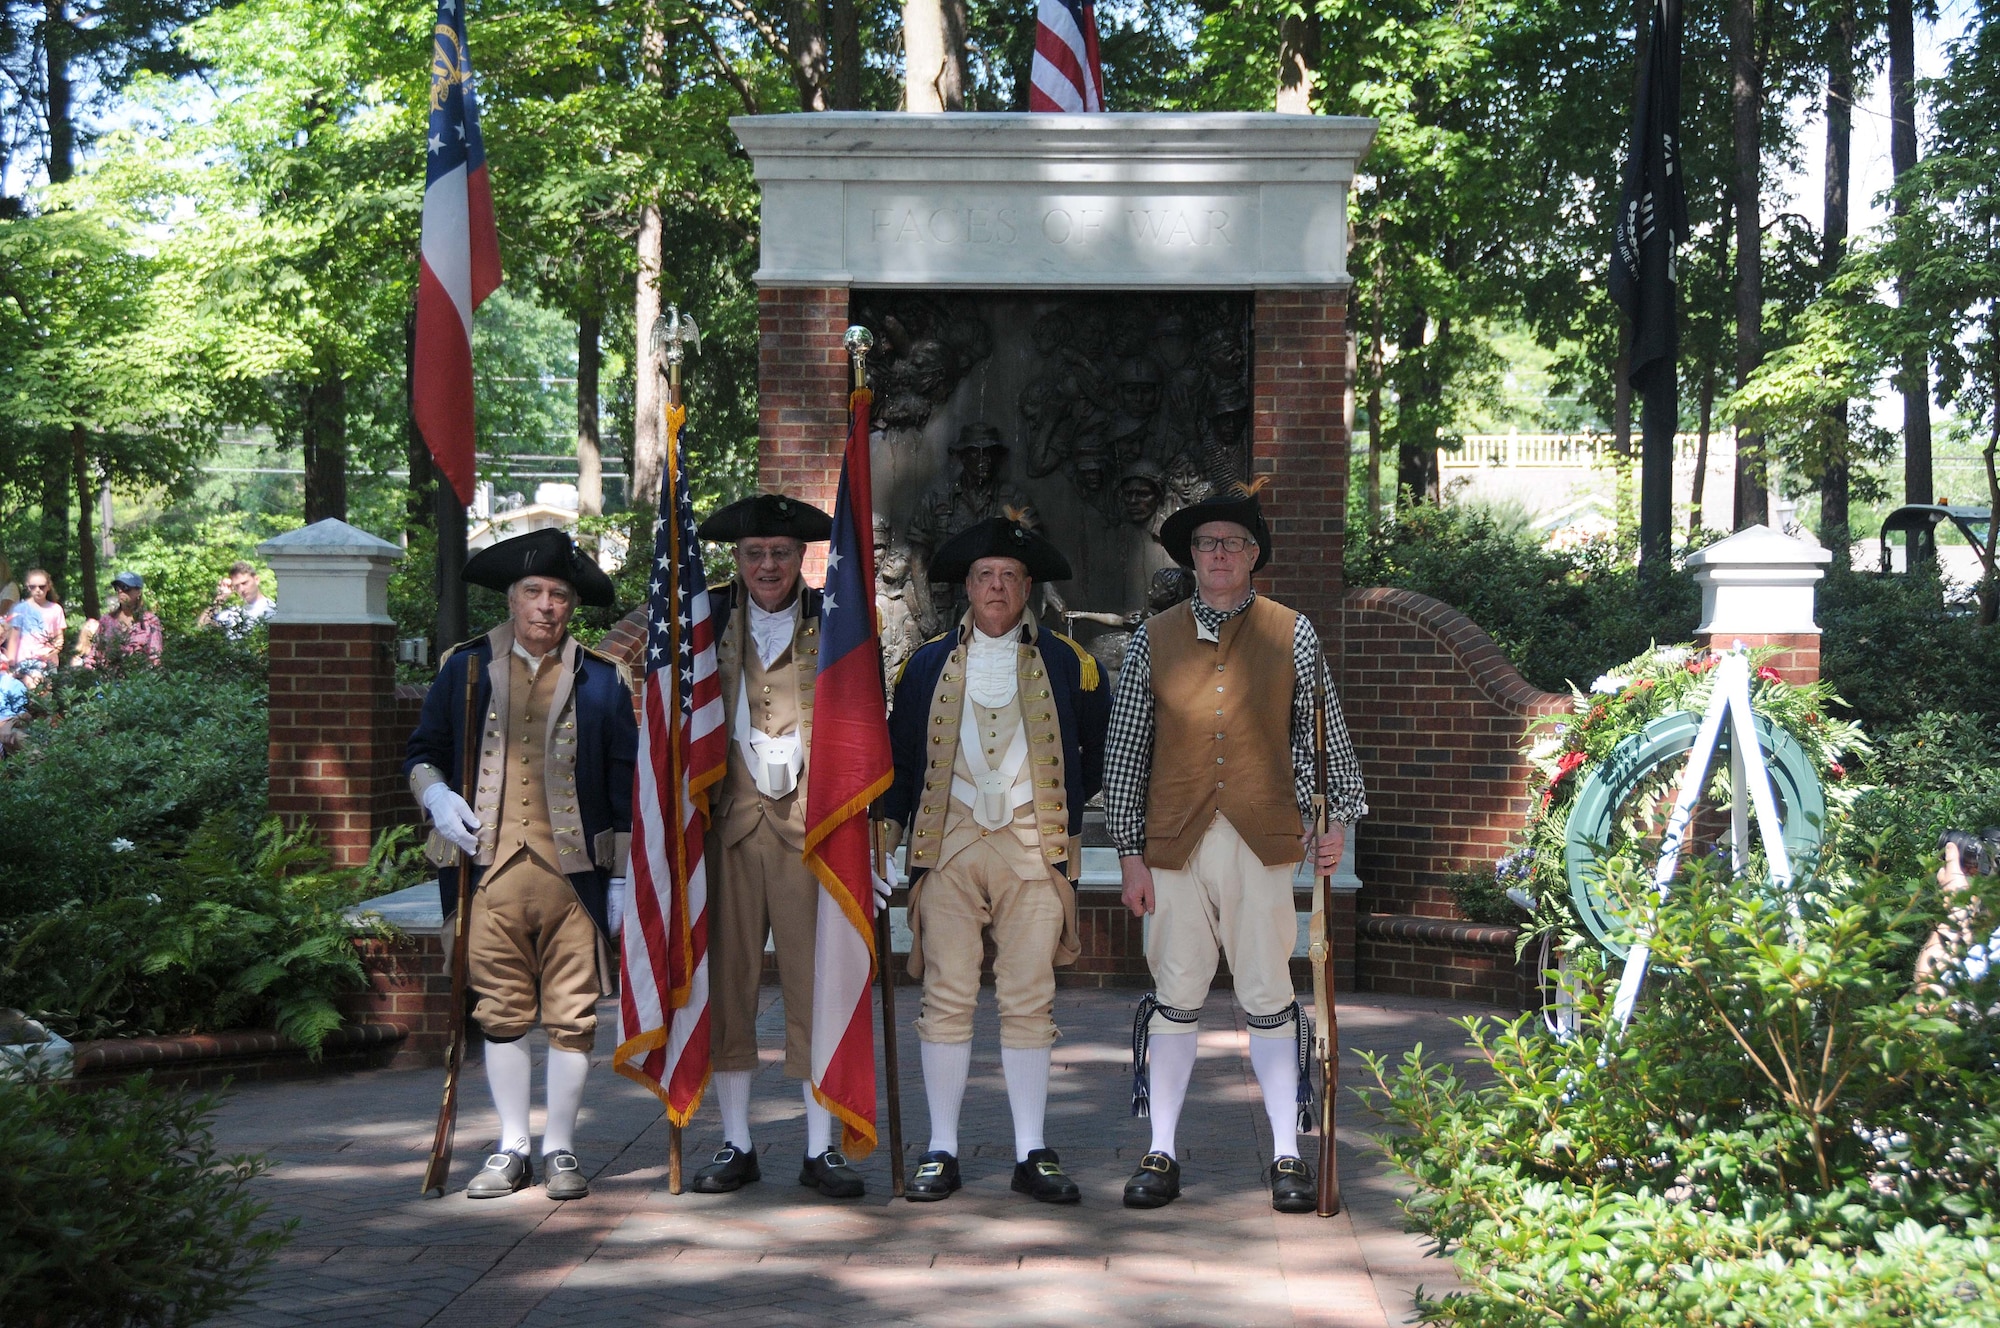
[
  {"xmin": 880, "ymin": 515, "xmax": 1110, "ymax": 1204},
  {"xmin": 686, "ymin": 492, "xmax": 870, "ymax": 1200},
  {"xmin": 405, "ymin": 528, "xmax": 637, "ymax": 1201}
]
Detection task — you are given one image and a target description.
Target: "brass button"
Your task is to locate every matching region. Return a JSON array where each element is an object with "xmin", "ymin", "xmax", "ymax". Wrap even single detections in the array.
[
  {"xmin": 488, "ymin": 711, "xmax": 496, "ymax": 720},
  {"xmin": 1217, "ymin": 664, "xmax": 1225, "ymax": 672},
  {"xmin": 1217, "ymin": 781, "xmax": 1225, "ymax": 789},
  {"xmin": 520, "ymin": 777, "xmax": 530, "ymax": 786},
  {"xmin": 1215, "ymin": 709, "xmax": 1223, "ymax": 716},
  {"xmin": 1216, "ymin": 686, "xmax": 1224, "ymax": 693},
  {"xmin": 1215, "ymin": 757, "xmax": 1224, "ymax": 765},
  {"xmin": 521, "ymin": 817, "xmax": 530, "ymax": 826},
  {"xmin": 762, "ymin": 685, "xmax": 771, "ymax": 694},
  {"xmin": 1215, "ymin": 733, "xmax": 1224, "ymax": 740}
]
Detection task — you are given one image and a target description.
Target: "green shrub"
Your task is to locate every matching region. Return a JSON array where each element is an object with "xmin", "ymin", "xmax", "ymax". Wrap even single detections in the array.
[
  {"xmin": 1359, "ymin": 849, "xmax": 2000, "ymax": 1326},
  {"xmin": 1818, "ymin": 564, "xmax": 2000, "ymax": 731},
  {"xmin": 0, "ymin": 1072, "xmax": 291, "ymax": 1327},
  {"xmin": 1345, "ymin": 504, "xmax": 1701, "ymax": 694},
  {"xmin": 1, "ymin": 819, "xmax": 416, "ymax": 1047},
  {"xmin": 1, "ymin": 638, "xmax": 267, "ymax": 917},
  {"xmin": 1841, "ymin": 711, "xmax": 2000, "ymax": 880}
]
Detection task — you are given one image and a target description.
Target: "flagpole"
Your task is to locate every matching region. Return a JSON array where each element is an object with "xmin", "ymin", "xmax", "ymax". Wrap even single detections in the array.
[{"xmin": 662, "ymin": 319, "xmax": 687, "ymax": 1198}]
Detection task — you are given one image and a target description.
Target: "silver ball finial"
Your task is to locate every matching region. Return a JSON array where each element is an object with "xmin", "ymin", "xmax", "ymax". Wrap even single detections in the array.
[{"xmin": 843, "ymin": 325, "xmax": 874, "ymax": 356}]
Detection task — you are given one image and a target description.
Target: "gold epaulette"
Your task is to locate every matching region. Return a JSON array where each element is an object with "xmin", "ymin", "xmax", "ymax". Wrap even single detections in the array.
[
  {"xmin": 580, "ymin": 641, "xmax": 637, "ymax": 693},
  {"xmin": 894, "ymin": 630, "xmax": 956, "ymax": 687},
  {"xmin": 436, "ymin": 634, "xmax": 487, "ymax": 671},
  {"xmin": 1049, "ymin": 631, "xmax": 1101, "ymax": 691}
]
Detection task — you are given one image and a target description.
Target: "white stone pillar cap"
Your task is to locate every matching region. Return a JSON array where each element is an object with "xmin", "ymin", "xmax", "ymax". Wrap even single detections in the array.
[
  {"xmin": 256, "ymin": 519, "xmax": 405, "ymax": 627},
  {"xmin": 1685, "ymin": 524, "xmax": 1831, "ymax": 637}
]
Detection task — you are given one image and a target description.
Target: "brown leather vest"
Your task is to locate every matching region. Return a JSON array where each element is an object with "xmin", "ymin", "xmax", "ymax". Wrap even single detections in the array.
[{"xmin": 1142, "ymin": 596, "xmax": 1302, "ymax": 870}]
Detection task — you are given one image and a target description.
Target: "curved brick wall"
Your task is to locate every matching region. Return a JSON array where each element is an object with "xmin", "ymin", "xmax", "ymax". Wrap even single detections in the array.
[{"xmin": 1338, "ymin": 587, "xmax": 1567, "ymax": 920}]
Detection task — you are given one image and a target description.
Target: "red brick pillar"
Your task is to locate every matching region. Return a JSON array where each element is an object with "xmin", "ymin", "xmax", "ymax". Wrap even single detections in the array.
[
  {"xmin": 257, "ymin": 521, "xmax": 410, "ymax": 867},
  {"xmin": 757, "ymin": 286, "xmax": 851, "ymax": 579},
  {"xmin": 1251, "ymin": 287, "xmax": 1350, "ymax": 637},
  {"xmin": 1685, "ymin": 525, "xmax": 1831, "ymax": 685}
]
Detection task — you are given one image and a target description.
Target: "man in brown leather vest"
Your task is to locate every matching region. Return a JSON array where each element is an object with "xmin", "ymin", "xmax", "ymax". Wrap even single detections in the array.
[
  {"xmin": 1103, "ymin": 481, "xmax": 1369, "ymax": 1213},
  {"xmin": 686, "ymin": 493, "xmax": 868, "ymax": 1200}
]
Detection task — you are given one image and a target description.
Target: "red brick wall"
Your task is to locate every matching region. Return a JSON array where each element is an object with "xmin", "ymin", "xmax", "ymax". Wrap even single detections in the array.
[
  {"xmin": 268, "ymin": 623, "xmax": 412, "ymax": 867},
  {"xmin": 341, "ymin": 934, "xmax": 455, "ymax": 1067},
  {"xmin": 758, "ymin": 286, "xmax": 852, "ymax": 580},
  {"xmin": 1357, "ymin": 915, "xmax": 1533, "ymax": 1008},
  {"xmin": 1252, "ymin": 288, "xmax": 1351, "ymax": 635},
  {"xmin": 1339, "ymin": 588, "xmax": 1568, "ymax": 919},
  {"xmin": 1698, "ymin": 630, "xmax": 1820, "ymax": 684}
]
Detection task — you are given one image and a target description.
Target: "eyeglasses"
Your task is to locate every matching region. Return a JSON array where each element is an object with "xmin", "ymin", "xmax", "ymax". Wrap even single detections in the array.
[
  {"xmin": 25, "ymin": 582, "xmax": 49, "ymax": 592},
  {"xmin": 1190, "ymin": 535, "xmax": 1256, "ymax": 554}
]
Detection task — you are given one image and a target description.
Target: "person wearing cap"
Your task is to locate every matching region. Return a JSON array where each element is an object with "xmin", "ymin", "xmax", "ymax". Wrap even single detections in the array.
[
  {"xmin": 685, "ymin": 492, "xmax": 868, "ymax": 1201},
  {"xmin": 879, "ymin": 516, "xmax": 1110, "ymax": 1204},
  {"xmin": 1104, "ymin": 478, "xmax": 1368, "ymax": 1214},
  {"xmin": 403, "ymin": 528, "xmax": 637, "ymax": 1201},
  {"xmin": 90, "ymin": 572, "xmax": 163, "ymax": 666}
]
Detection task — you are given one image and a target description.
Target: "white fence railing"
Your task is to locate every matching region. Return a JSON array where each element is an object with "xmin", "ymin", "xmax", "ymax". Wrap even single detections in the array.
[{"xmin": 1442, "ymin": 432, "xmax": 1732, "ymax": 468}]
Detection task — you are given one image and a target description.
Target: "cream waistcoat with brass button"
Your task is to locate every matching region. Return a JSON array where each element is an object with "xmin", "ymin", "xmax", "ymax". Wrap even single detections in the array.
[
  {"xmin": 713, "ymin": 584, "xmax": 818, "ymax": 850},
  {"xmin": 906, "ymin": 617, "xmax": 1070, "ymax": 875},
  {"xmin": 462, "ymin": 624, "xmax": 591, "ymax": 872},
  {"xmin": 936, "ymin": 692, "xmax": 1043, "ymax": 879},
  {"xmin": 488, "ymin": 649, "xmax": 564, "ymax": 873}
]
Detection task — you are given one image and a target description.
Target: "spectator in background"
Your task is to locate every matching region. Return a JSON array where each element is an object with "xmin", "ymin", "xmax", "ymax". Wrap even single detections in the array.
[
  {"xmin": 198, "ymin": 561, "xmax": 277, "ymax": 638},
  {"xmin": 0, "ymin": 620, "xmax": 27, "ymax": 754},
  {"xmin": 90, "ymin": 571, "xmax": 163, "ymax": 666},
  {"xmin": 7, "ymin": 569, "xmax": 66, "ymax": 682},
  {"xmin": 0, "ymin": 554, "xmax": 17, "ymax": 614}
]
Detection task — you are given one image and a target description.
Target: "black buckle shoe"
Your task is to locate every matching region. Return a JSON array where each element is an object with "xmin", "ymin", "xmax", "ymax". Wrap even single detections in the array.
[
  {"xmin": 543, "ymin": 1149, "xmax": 589, "ymax": 1200},
  {"xmin": 800, "ymin": 1148, "xmax": 866, "ymax": 1198},
  {"xmin": 466, "ymin": 1149, "xmax": 531, "ymax": 1199},
  {"xmin": 1122, "ymin": 1150, "xmax": 1181, "ymax": 1209},
  {"xmin": 1269, "ymin": 1155, "xmax": 1316, "ymax": 1213},
  {"xmin": 691, "ymin": 1144, "xmax": 761, "ymax": 1194},
  {"xmin": 905, "ymin": 1149, "xmax": 961, "ymax": 1202},
  {"xmin": 1011, "ymin": 1147, "xmax": 1081, "ymax": 1204}
]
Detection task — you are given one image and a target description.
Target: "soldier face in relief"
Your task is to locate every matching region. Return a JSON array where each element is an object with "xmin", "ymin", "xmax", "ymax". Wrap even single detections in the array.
[
  {"xmin": 965, "ymin": 557, "xmax": 1031, "ymax": 639},
  {"xmin": 735, "ymin": 536, "xmax": 806, "ymax": 613},
  {"xmin": 1190, "ymin": 520, "xmax": 1258, "ymax": 611},
  {"xmin": 509, "ymin": 575, "xmax": 578, "ymax": 657}
]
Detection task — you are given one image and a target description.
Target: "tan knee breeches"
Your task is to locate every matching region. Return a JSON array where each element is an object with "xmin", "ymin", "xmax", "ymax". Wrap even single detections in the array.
[
  {"xmin": 913, "ymin": 840, "xmax": 1066, "ymax": 1049},
  {"xmin": 1145, "ymin": 815, "xmax": 1299, "ymax": 1039},
  {"xmin": 708, "ymin": 820, "xmax": 818, "ymax": 1077},
  {"xmin": 468, "ymin": 849, "xmax": 603, "ymax": 1053}
]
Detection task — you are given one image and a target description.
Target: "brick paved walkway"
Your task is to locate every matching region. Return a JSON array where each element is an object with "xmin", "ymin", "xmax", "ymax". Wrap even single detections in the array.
[{"xmin": 205, "ymin": 988, "xmax": 1492, "ymax": 1327}]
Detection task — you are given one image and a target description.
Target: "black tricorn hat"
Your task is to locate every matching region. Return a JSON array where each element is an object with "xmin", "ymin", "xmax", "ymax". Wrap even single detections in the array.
[
  {"xmin": 1158, "ymin": 477, "xmax": 1273, "ymax": 573},
  {"xmin": 696, "ymin": 493, "xmax": 833, "ymax": 544},
  {"xmin": 463, "ymin": 528, "xmax": 617, "ymax": 607},
  {"xmin": 929, "ymin": 515, "xmax": 1072, "ymax": 585}
]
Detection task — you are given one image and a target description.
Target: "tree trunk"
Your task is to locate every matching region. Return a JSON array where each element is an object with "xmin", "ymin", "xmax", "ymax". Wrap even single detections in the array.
[
  {"xmin": 302, "ymin": 372, "xmax": 348, "ymax": 524},
  {"xmin": 1729, "ymin": 0, "xmax": 1766, "ymax": 529},
  {"xmin": 1890, "ymin": 0, "xmax": 1931, "ymax": 505},
  {"xmin": 1395, "ymin": 314, "xmax": 1442, "ymax": 505},
  {"xmin": 1276, "ymin": 7, "xmax": 1319, "ymax": 113},
  {"xmin": 832, "ymin": 0, "xmax": 861, "ymax": 108},
  {"xmin": 631, "ymin": 208, "xmax": 666, "ymax": 509},
  {"xmin": 1690, "ymin": 367, "xmax": 1713, "ymax": 534},
  {"xmin": 43, "ymin": 2, "xmax": 73, "ymax": 184},
  {"xmin": 576, "ymin": 313, "xmax": 604, "ymax": 516},
  {"xmin": 1612, "ymin": 334, "xmax": 1633, "ymax": 457},
  {"xmin": 72, "ymin": 425, "xmax": 96, "ymax": 620},
  {"xmin": 1819, "ymin": 12, "xmax": 1854, "ymax": 558},
  {"xmin": 785, "ymin": 0, "xmax": 830, "ymax": 110},
  {"xmin": 904, "ymin": 0, "xmax": 966, "ymax": 111}
]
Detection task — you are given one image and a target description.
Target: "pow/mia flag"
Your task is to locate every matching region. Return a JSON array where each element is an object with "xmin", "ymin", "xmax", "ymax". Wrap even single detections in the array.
[{"xmin": 1608, "ymin": 0, "xmax": 1688, "ymax": 394}]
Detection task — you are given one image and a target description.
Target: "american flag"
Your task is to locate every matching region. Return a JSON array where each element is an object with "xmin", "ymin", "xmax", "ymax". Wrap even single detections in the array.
[
  {"xmin": 1028, "ymin": 0, "xmax": 1104, "ymax": 113},
  {"xmin": 615, "ymin": 405, "xmax": 727, "ymax": 1125}
]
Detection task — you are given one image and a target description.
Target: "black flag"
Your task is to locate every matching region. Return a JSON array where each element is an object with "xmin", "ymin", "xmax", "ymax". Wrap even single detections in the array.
[{"xmin": 1609, "ymin": 0, "xmax": 1686, "ymax": 568}]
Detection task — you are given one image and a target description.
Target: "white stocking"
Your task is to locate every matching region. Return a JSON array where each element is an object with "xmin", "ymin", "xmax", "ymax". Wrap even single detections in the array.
[
  {"xmin": 802, "ymin": 1080, "xmax": 835, "ymax": 1156},
  {"xmin": 919, "ymin": 1039, "xmax": 972, "ymax": 1157},
  {"xmin": 483, "ymin": 1037, "xmax": 533, "ymax": 1156},
  {"xmin": 1143, "ymin": 1031, "xmax": 1198, "ymax": 1159},
  {"xmin": 1000, "ymin": 1045, "xmax": 1051, "ymax": 1161},
  {"xmin": 1247, "ymin": 1031, "xmax": 1301, "ymax": 1161},
  {"xmin": 541, "ymin": 1048, "xmax": 589, "ymax": 1156},
  {"xmin": 714, "ymin": 1068, "xmax": 754, "ymax": 1153}
]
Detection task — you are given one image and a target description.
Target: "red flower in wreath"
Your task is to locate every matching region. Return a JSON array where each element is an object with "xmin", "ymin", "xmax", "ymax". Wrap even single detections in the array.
[
  {"xmin": 1756, "ymin": 665, "xmax": 1784, "ymax": 684},
  {"xmin": 1542, "ymin": 749, "xmax": 1589, "ymax": 807},
  {"xmin": 1687, "ymin": 655, "xmax": 1719, "ymax": 675},
  {"xmin": 1828, "ymin": 761, "xmax": 1846, "ymax": 781}
]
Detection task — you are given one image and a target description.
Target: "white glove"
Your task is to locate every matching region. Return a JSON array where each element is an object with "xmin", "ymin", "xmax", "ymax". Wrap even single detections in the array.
[
  {"xmin": 607, "ymin": 878, "xmax": 628, "ymax": 936},
  {"xmin": 870, "ymin": 848, "xmax": 903, "ymax": 906},
  {"xmin": 421, "ymin": 782, "xmax": 482, "ymax": 856}
]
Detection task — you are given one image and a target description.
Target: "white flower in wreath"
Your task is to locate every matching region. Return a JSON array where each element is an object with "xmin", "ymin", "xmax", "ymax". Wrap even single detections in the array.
[
  {"xmin": 1527, "ymin": 734, "xmax": 1563, "ymax": 765},
  {"xmin": 1651, "ymin": 645, "xmax": 1691, "ymax": 668},
  {"xmin": 1590, "ymin": 673, "xmax": 1630, "ymax": 695}
]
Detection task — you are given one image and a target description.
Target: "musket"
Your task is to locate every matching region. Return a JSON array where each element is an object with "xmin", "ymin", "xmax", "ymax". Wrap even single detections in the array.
[
  {"xmin": 1311, "ymin": 675, "xmax": 1343, "ymax": 1217},
  {"xmin": 421, "ymin": 653, "xmax": 481, "ymax": 1197},
  {"xmin": 873, "ymin": 821, "xmax": 906, "ymax": 1198}
]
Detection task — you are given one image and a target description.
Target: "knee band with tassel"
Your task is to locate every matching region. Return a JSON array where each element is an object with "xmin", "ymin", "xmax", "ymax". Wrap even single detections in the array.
[
  {"xmin": 1245, "ymin": 1001, "xmax": 1317, "ymax": 1135},
  {"xmin": 1129, "ymin": 992, "xmax": 1202, "ymax": 1118}
]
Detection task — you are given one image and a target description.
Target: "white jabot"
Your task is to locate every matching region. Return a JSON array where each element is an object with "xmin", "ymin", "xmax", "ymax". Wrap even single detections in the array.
[
  {"xmin": 511, "ymin": 638, "xmax": 550, "ymax": 671},
  {"xmin": 966, "ymin": 624, "xmax": 1021, "ymax": 707},
  {"xmin": 748, "ymin": 597, "xmax": 797, "ymax": 669}
]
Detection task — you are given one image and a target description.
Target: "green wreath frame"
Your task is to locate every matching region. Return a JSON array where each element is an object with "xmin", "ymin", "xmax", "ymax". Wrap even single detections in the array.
[{"xmin": 1563, "ymin": 709, "xmax": 1828, "ymax": 956}]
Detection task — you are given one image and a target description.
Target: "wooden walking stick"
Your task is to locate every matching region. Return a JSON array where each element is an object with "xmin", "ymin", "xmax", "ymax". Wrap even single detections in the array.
[
  {"xmin": 1312, "ymin": 678, "xmax": 1343, "ymax": 1217},
  {"xmin": 421, "ymin": 654, "xmax": 482, "ymax": 1197},
  {"xmin": 875, "ymin": 821, "xmax": 907, "ymax": 1197}
]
